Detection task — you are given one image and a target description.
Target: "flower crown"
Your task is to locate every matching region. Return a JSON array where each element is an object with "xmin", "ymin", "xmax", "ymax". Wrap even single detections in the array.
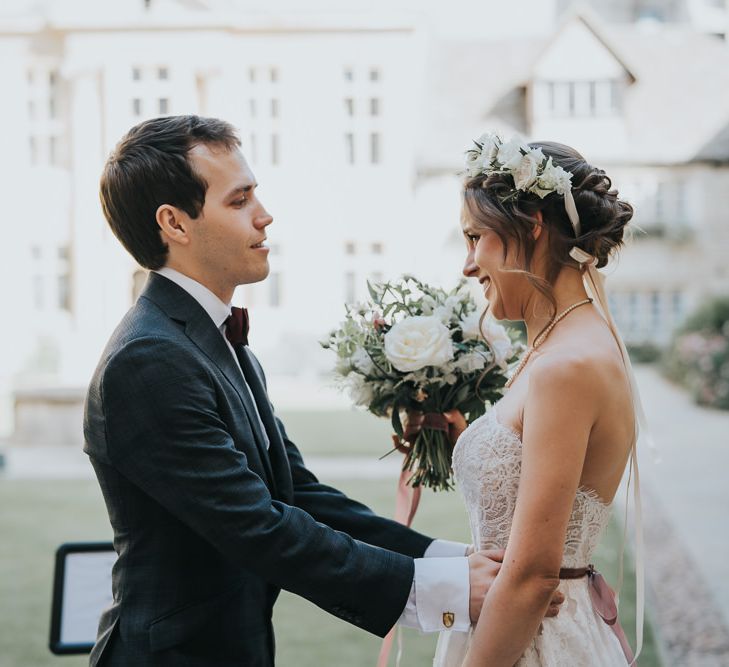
[
  {"xmin": 464, "ymin": 132, "xmax": 595, "ymax": 267},
  {"xmin": 465, "ymin": 132, "xmax": 573, "ymax": 199}
]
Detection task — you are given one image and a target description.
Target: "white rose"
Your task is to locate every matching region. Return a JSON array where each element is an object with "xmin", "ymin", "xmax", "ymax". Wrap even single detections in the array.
[
  {"xmin": 482, "ymin": 318, "xmax": 514, "ymax": 369},
  {"xmin": 497, "ymin": 137, "xmax": 528, "ymax": 171},
  {"xmin": 384, "ymin": 315, "xmax": 455, "ymax": 372},
  {"xmin": 460, "ymin": 311, "xmax": 483, "ymax": 341},
  {"xmin": 514, "ymin": 152, "xmax": 541, "ymax": 191},
  {"xmin": 454, "ymin": 351, "xmax": 488, "ymax": 373}
]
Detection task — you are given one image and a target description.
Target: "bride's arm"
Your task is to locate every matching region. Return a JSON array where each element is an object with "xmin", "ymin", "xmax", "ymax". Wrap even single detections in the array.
[{"xmin": 463, "ymin": 354, "xmax": 598, "ymax": 667}]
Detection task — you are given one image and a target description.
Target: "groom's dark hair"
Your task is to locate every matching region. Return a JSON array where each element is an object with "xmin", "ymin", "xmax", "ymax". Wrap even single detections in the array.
[{"xmin": 100, "ymin": 115, "xmax": 241, "ymax": 270}]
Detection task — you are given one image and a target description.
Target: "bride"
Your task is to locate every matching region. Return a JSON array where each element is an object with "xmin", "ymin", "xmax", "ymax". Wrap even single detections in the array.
[{"xmin": 434, "ymin": 135, "xmax": 643, "ymax": 666}]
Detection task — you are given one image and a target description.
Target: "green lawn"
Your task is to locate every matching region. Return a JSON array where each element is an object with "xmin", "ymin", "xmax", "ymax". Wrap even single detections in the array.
[
  {"xmin": 0, "ymin": 474, "xmax": 660, "ymax": 667},
  {"xmin": 277, "ymin": 409, "xmax": 395, "ymax": 458}
]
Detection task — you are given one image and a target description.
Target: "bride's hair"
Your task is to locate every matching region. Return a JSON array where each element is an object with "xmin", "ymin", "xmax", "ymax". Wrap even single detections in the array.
[{"xmin": 463, "ymin": 141, "xmax": 634, "ymax": 321}]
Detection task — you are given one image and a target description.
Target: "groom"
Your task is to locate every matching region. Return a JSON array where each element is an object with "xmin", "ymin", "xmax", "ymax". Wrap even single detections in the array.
[{"xmin": 84, "ymin": 115, "xmax": 511, "ymax": 667}]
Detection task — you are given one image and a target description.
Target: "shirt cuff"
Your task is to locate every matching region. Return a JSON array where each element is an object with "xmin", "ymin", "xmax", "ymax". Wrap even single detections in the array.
[
  {"xmin": 424, "ymin": 539, "xmax": 470, "ymax": 558},
  {"xmin": 396, "ymin": 557, "xmax": 470, "ymax": 633}
]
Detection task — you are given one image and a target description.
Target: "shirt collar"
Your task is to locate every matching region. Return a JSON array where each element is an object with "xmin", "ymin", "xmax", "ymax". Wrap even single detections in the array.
[{"xmin": 154, "ymin": 267, "xmax": 231, "ymax": 329}]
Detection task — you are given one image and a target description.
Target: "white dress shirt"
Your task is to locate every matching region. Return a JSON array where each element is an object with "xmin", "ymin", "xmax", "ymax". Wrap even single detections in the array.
[{"xmin": 154, "ymin": 267, "xmax": 471, "ymax": 633}]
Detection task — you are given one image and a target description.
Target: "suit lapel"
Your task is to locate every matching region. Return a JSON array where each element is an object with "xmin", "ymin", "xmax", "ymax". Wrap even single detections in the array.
[
  {"xmin": 140, "ymin": 274, "xmax": 276, "ymax": 489},
  {"xmin": 239, "ymin": 347, "xmax": 294, "ymax": 504}
]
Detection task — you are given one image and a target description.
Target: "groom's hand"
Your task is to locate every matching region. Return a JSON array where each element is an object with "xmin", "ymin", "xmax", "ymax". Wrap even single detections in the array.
[{"xmin": 468, "ymin": 550, "xmax": 565, "ymax": 623}]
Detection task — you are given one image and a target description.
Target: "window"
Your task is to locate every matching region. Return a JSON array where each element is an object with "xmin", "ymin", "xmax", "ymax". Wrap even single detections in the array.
[
  {"xmin": 370, "ymin": 98, "xmax": 380, "ymax": 116},
  {"xmin": 158, "ymin": 67, "xmax": 168, "ymax": 80},
  {"xmin": 133, "ymin": 98, "xmax": 142, "ymax": 116},
  {"xmin": 650, "ymin": 291, "xmax": 661, "ymax": 331},
  {"xmin": 369, "ymin": 68, "xmax": 380, "ymax": 82},
  {"xmin": 371, "ymin": 242, "xmax": 384, "ymax": 255},
  {"xmin": 269, "ymin": 272, "xmax": 281, "ymax": 307},
  {"xmin": 344, "ymin": 98, "xmax": 354, "ymax": 116},
  {"xmin": 676, "ymin": 180, "xmax": 687, "ymax": 223},
  {"xmin": 249, "ymin": 68, "xmax": 256, "ymax": 83},
  {"xmin": 271, "ymin": 99, "xmax": 279, "ymax": 118},
  {"xmin": 270, "ymin": 67, "xmax": 278, "ymax": 83},
  {"xmin": 58, "ymin": 274, "xmax": 70, "ymax": 311},
  {"xmin": 546, "ymin": 79, "xmax": 620, "ymax": 117},
  {"xmin": 344, "ymin": 67, "xmax": 353, "ymax": 82},
  {"xmin": 49, "ymin": 136, "xmax": 58, "ymax": 165},
  {"xmin": 49, "ymin": 96, "xmax": 56, "ymax": 119},
  {"xmin": 344, "ymin": 241, "xmax": 356, "ymax": 255},
  {"xmin": 58, "ymin": 245, "xmax": 70, "ymax": 260},
  {"xmin": 345, "ymin": 133, "xmax": 355, "ymax": 164},
  {"xmin": 655, "ymin": 182, "xmax": 666, "ymax": 222},
  {"xmin": 29, "ymin": 137, "xmax": 38, "ymax": 165},
  {"xmin": 132, "ymin": 67, "xmax": 141, "ymax": 81},
  {"xmin": 370, "ymin": 133, "xmax": 380, "ymax": 164},
  {"xmin": 271, "ymin": 134, "xmax": 280, "ymax": 165},
  {"xmin": 28, "ymin": 100, "xmax": 35, "ymax": 120},
  {"xmin": 671, "ymin": 290, "xmax": 684, "ymax": 321},
  {"xmin": 249, "ymin": 133, "xmax": 258, "ymax": 164},
  {"xmin": 31, "ymin": 245, "xmax": 41, "ymax": 260},
  {"xmin": 49, "ymin": 70, "xmax": 58, "ymax": 87},
  {"xmin": 249, "ymin": 99, "xmax": 256, "ymax": 117},
  {"xmin": 158, "ymin": 98, "xmax": 169, "ymax": 114},
  {"xmin": 345, "ymin": 272, "xmax": 356, "ymax": 304},
  {"xmin": 33, "ymin": 274, "xmax": 43, "ymax": 309}
]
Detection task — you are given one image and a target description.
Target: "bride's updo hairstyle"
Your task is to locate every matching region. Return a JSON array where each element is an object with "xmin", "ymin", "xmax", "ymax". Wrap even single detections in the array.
[{"xmin": 463, "ymin": 141, "xmax": 634, "ymax": 319}]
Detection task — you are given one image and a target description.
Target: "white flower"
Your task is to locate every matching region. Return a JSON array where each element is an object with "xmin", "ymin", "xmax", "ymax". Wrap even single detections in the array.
[
  {"xmin": 421, "ymin": 295, "xmax": 438, "ymax": 316},
  {"xmin": 384, "ymin": 315, "xmax": 455, "ymax": 372},
  {"xmin": 497, "ymin": 137, "xmax": 528, "ymax": 171},
  {"xmin": 346, "ymin": 374, "xmax": 374, "ymax": 407},
  {"xmin": 465, "ymin": 149, "xmax": 484, "ymax": 178},
  {"xmin": 481, "ymin": 318, "xmax": 514, "ymax": 370},
  {"xmin": 460, "ymin": 311, "xmax": 483, "ymax": 341},
  {"xmin": 351, "ymin": 347, "xmax": 375, "ymax": 375},
  {"xmin": 454, "ymin": 351, "xmax": 488, "ymax": 373},
  {"xmin": 477, "ymin": 132, "xmax": 501, "ymax": 162},
  {"xmin": 531, "ymin": 157, "xmax": 573, "ymax": 198},
  {"xmin": 513, "ymin": 149, "xmax": 543, "ymax": 191},
  {"xmin": 433, "ymin": 295, "xmax": 461, "ymax": 325}
]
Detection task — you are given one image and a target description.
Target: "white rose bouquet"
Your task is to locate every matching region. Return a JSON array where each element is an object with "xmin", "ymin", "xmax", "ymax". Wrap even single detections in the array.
[{"xmin": 321, "ymin": 275, "xmax": 521, "ymax": 491}]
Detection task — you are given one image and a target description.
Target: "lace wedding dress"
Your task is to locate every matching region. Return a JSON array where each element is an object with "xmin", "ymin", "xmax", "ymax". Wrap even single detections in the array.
[{"xmin": 433, "ymin": 405, "xmax": 627, "ymax": 667}]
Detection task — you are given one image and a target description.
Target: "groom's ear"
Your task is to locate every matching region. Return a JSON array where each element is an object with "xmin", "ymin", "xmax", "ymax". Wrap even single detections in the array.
[{"xmin": 156, "ymin": 204, "xmax": 191, "ymax": 247}]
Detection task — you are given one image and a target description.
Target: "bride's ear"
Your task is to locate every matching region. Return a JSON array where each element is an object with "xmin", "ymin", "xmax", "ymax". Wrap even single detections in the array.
[{"xmin": 531, "ymin": 211, "xmax": 544, "ymax": 241}]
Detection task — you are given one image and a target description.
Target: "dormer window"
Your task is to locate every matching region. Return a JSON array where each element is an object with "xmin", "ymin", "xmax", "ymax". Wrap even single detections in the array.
[{"xmin": 544, "ymin": 79, "xmax": 622, "ymax": 117}]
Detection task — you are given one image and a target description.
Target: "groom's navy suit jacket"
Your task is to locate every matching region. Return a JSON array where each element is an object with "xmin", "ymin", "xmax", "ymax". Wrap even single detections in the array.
[{"xmin": 83, "ymin": 273, "xmax": 432, "ymax": 666}]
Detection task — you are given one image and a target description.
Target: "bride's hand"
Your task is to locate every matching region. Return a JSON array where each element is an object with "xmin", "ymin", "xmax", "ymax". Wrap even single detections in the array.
[
  {"xmin": 397, "ymin": 408, "xmax": 467, "ymax": 447},
  {"xmin": 443, "ymin": 409, "xmax": 467, "ymax": 446}
]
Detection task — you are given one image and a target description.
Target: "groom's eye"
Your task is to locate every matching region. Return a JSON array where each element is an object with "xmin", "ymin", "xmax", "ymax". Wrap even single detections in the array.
[{"xmin": 231, "ymin": 199, "xmax": 247, "ymax": 207}]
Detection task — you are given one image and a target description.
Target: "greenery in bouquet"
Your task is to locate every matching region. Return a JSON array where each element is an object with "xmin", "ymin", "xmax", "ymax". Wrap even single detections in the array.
[
  {"xmin": 321, "ymin": 275, "xmax": 522, "ymax": 491},
  {"xmin": 662, "ymin": 295, "xmax": 729, "ymax": 410}
]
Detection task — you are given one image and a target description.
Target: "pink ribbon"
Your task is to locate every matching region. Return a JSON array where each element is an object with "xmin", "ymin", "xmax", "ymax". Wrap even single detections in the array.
[
  {"xmin": 587, "ymin": 568, "xmax": 635, "ymax": 664},
  {"xmin": 376, "ymin": 467, "xmax": 422, "ymax": 667}
]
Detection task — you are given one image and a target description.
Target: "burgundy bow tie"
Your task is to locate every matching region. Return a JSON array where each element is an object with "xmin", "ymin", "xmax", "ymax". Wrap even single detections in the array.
[{"xmin": 225, "ymin": 306, "xmax": 250, "ymax": 347}]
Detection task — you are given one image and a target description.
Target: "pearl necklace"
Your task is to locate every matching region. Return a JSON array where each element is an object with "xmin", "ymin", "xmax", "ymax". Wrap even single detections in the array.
[{"xmin": 504, "ymin": 298, "xmax": 593, "ymax": 389}]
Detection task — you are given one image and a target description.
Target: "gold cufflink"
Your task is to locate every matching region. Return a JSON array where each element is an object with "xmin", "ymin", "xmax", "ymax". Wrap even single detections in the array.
[{"xmin": 442, "ymin": 612, "xmax": 454, "ymax": 628}]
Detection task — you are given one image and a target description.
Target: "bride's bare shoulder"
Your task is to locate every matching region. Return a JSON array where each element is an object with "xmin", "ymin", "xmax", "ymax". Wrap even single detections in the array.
[{"xmin": 528, "ymin": 345, "xmax": 617, "ymax": 400}]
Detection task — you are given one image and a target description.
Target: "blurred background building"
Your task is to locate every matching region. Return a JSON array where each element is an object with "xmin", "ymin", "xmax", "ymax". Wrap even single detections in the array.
[{"xmin": 1, "ymin": 0, "xmax": 728, "ymax": 440}]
